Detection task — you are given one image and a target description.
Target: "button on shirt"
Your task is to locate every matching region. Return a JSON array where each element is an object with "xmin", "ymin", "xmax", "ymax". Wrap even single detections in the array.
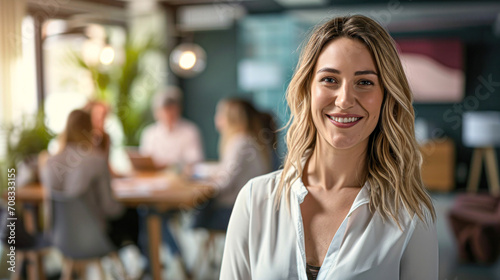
[
  {"xmin": 139, "ymin": 119, "xmax": 204, "ymax": 167},
  {"xmin": 220, "ymin": 170, "xmax": 438, "ymax": 280}
]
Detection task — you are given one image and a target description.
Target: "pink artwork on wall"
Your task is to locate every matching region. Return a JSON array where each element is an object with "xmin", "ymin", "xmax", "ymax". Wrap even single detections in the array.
[{"xmin": 396, "ymin": 39, "xmax": 465, "ymax": 103}]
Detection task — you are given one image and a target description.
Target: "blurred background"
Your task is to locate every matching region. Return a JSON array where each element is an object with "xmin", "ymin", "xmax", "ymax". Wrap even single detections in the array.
[{"xmin": 1, "ymin": 0, "xmax": 500, "ymax": 279}]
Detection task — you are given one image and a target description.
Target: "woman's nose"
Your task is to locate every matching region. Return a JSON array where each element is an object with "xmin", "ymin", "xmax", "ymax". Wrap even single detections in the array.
[{"xmin": 334, "ymin": 83, "xmax": 355, "ymax": 110}]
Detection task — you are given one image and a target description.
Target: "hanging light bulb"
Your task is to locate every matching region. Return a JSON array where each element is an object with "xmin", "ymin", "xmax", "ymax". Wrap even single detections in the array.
[
  {"xmin": 100, "ymin": 45, "xmax": 115, "ymax": 65},
  {"xmin": 179, "ymin": 51, "xmax": 196, "ymax": 70},
  {"xmin": 170, "ymin": 43, "xmax": 206, "ymax": 78}
]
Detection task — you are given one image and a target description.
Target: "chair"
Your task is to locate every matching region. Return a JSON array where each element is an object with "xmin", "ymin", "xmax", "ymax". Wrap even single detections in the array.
[
  {"xmin": 448, "ymin": 193, "xmax": 500, "ymax": 263},
  {"xmin": 12, "ymin": 236, "xmax": 51, "ymax": 280},
  {"xmin": 194, "ymin": 229, "xmax": 226, "ymax": 274},
  {"xmin": 191, "ymin": 200, "xmax": 231, "ymax": 278},
  {"xmin": 0, "ymin": 205, "xmax": 51, "ymax": 280},
  {"xmin": 49, "ymin": 195, "xmax": 127, "ymax": 280}
]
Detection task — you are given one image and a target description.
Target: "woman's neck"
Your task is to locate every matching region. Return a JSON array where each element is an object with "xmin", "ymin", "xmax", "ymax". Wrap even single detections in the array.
[{"xmin": 304, "ymin": 136, "xmax": 368, "ymax": 192}]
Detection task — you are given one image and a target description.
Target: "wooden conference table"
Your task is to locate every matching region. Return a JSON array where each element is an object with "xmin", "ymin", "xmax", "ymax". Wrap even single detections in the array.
[{"xmin": 12, "ymin": 170, "xmax": 215, "ymax": 280}]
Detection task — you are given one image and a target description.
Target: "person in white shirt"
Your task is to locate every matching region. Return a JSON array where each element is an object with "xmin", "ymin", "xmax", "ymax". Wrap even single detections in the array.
[
  {"xmin": 221, "ymin": 15, "xmax": 438, "ymax": 280},
  {"xmin": 192, "ymin": 99, "xmax": 273, "ymax": 230},
  {"xmin": 140, "ymin": 86, "xmax": 204, "ymax": 169},
  {"xmin": 138, "ymin": 87, "xmax": 204, "ymax": 275}
]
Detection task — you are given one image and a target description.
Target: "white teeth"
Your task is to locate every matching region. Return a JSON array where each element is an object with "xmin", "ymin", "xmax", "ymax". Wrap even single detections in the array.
[{"xmin": 329, "ymin": 116, "xmax": 360, "ymax": 123}]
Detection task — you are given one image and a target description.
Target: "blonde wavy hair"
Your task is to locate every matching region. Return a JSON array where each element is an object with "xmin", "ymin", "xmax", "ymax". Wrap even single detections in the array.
[{"xmin": 276, "ymin": 15, "xmax": 435, "ymax": 226}]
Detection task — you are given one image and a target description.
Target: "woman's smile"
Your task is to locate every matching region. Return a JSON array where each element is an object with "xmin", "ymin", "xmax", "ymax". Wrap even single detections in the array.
[{"xmin": 325, "ymin": 113, "xmax": 364, "ymax": 128}]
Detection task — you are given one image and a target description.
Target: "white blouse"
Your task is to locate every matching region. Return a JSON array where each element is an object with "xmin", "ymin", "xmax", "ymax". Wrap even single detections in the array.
[
  {"xmin": 139, "ymin": 119, "xmax": 204, "ymax": 167},
  {"xmin": 220, "ymin": 170, "xmax": 438, "ymax": 280}
]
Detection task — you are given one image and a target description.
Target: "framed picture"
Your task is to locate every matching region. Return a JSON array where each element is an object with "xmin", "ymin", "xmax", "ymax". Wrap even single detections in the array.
[{"xmin": 396, "ymin": 39, "xmax": 464, "ymax": 103}]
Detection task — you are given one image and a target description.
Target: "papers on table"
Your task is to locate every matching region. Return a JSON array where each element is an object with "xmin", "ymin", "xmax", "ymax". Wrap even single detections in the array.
[
  {"xmin": 192, "ymin": 161, "xmax": 219, "ymax": 180},
  {"xmin": 112, "ymin": 177, "xmax": 171, "ymax": 197}
]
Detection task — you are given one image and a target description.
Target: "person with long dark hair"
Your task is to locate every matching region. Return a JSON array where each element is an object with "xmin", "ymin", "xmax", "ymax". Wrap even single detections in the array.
[
  {"xmin": 193, "ymin": 98, "xmax": 273, "ymax": 230},
  {"xmin": 41, "ymin": 110, "xmax": 125, "ymax": 247}
]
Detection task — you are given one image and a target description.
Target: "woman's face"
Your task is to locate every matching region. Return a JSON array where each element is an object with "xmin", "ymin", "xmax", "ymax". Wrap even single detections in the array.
[
  {"xmin": 214, "ymin": 102, "xmax": 227, "ymax": 133},
  {"xmin": 91, "ymin": 103, "xmax": 108, "ymax": 132},
  {"xmin": 310, "ymin": 37, "xmax": 384, "ymax": 151}
]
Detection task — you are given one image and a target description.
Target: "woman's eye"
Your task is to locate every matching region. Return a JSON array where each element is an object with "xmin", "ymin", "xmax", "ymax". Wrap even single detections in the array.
[
  {"xmin": 321, "ymin": 77, "xmax": 336, "ymax": 84},
  {"xmin": 358, "ymin": 80, "xmax": 374, "ymax": 86}
]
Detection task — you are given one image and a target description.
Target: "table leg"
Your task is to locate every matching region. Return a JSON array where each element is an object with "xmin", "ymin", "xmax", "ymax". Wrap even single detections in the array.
[
  {"xmin": 484, "ymin": 147, "xmax": 500, "ymax": 195},
  {"xmin": 467, "ymin": 148, "xmax": 483, "ymax": 193},
  {"xmin": 147, "ymin": 213, "xmax": 163, "ymax": 280},
  {"xmin": 23, "ymin": 204, "xmax": 37, "ymax": 234}
]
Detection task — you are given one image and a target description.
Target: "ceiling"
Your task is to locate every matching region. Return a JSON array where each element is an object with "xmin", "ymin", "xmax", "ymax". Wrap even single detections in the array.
[
  {"xmin": 160, "ymin": 0, "xmax": 500, "ymax": 15},
  {"xmin": 26, "ymin": 0, "xmax": 500, "ymax": 33},
  {"xmin": 168, "ymin": 0, "xmax": 500, "ymax": 33}
]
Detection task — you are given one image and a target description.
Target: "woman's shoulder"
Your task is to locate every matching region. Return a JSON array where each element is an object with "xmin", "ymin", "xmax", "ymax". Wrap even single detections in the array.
[
  {"xmin": 240, "ymin": 169, "xmax": 284, "ymax": 202},
  {"xmin": 46, "ymin": 146, "xmax": 107, "ymax": 171},
  {"xmin": 381, "ymin": 201, "xmax": 436, "ymax": 234},
  {"xmin": 42, "ymin": 147, "xmax": 108, "ymax": 197},
  {"xmin": 232, "ymin": 133, "xmax": 263, "ymax": 149},
  {"xmin": 224, "ymin": 133, "xmax": 256, "ymax": 152},
  {"xmin": 250, "ymin": 169, "xmax": 283, "ymax": 185},
  {"xmin": 409, "ymin": 204, "xmax": 436, "ymax": 230}
]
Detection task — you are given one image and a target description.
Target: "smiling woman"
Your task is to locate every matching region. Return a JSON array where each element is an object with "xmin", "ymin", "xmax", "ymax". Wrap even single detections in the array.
[
  {"xmin": 221, "ymin": 15, "xmax": 438, "ymax": 280},
  {"xmin": 311, "ymin": 37, "xmax": 384, "ymax": 151}
]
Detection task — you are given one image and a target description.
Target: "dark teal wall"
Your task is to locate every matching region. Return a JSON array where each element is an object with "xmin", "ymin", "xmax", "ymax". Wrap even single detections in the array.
[
  {"xmin": 179, "ymin": 21, "xmax": 500, "ymax": 190},
  {"xmin": 180, "ymin": 26, "xmax": 238, "ymax": 160},
  {"xmin": 395, "ymin": 26, "xmax": 500, "ymax": 190}
]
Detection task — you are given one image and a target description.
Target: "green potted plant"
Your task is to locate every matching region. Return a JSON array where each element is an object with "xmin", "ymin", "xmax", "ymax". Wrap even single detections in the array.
[
  {"xmin": 70, "ymin": 35, "xmax": 164, "ymax": 146},
  {"xmin": 2, "ymin": 111, "xmax": 54, "ymax": 190}
]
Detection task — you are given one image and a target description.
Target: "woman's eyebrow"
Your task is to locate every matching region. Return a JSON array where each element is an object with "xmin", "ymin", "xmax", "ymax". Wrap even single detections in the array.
[
  {"xmin": 355, "ymin": 70, "xmax": 378, "ymax": 76},
  {"xmin": 316, "ymin": 67, "xmax": 378, "ymax": 76},
  {"xmin": 316, "ymin": 67, "xmax": 340, "ymax": 74}
]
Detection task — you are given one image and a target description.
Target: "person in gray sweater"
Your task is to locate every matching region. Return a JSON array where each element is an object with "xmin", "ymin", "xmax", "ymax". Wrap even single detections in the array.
[
  {"xmin": 192, "ymin": 98, "xmax": 274, "ymax": 230},
  {"xmin": 41, "ymin": 109, "xmax": 124, "ymax": 243}
]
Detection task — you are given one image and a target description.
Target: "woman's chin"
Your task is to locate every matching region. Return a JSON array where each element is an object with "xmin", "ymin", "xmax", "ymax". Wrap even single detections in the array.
[{"xmin": 326, "ymin": 137, "xmax": 366, "ymax": 151}]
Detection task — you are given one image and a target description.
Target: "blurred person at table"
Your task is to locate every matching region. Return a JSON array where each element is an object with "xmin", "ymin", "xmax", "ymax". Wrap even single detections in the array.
[
  {"xmin": 83, "ymin": 100, "xmax": 140, "ymax": 248},
  {"xmin": 192, "ymin": 98, "xmax": 273, "ymax": 231},
  {"xmin": 83, "ymin": 100, "xmax": 111, "ymax": 158},
  {"xmin": 139, "ymin": 86, "xmax": 204, "ymax": 170},
  {"xmin": 137, "ymin": 86, "xmax": 204, "ymax": 276},
  {"xmin": 82, "ymin": 100, "xmax": 117, "ymax": 176},
  {"xmin": 41, "ymin": 109, "xmax": 130, "ymax": 248}
]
